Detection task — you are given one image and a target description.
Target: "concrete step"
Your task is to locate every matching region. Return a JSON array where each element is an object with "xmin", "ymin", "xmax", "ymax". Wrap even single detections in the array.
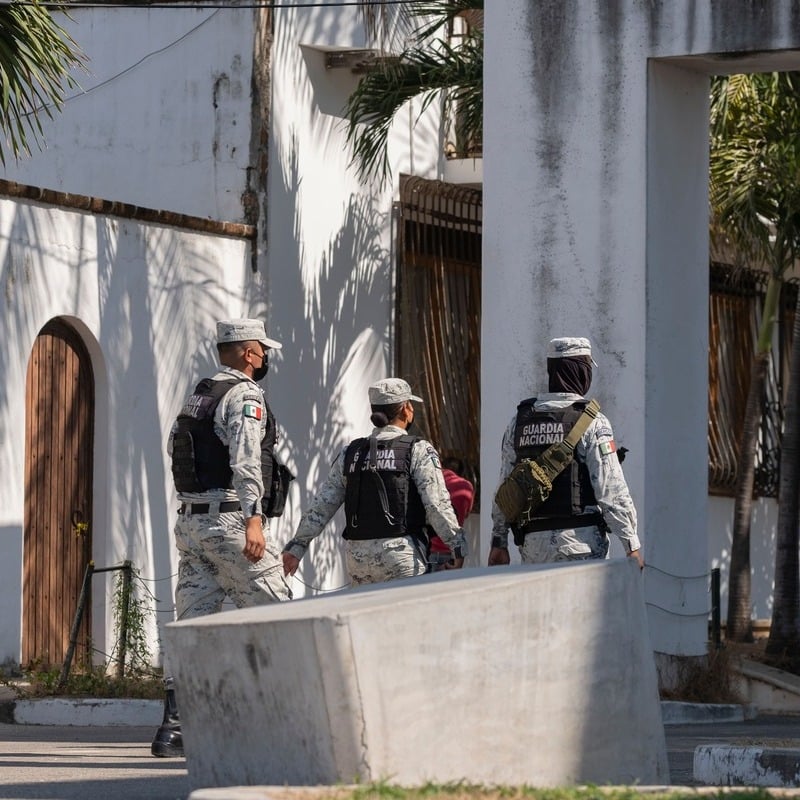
[{"xmin": 734, "ymin": 658, "xmax": 800, "ymax": 714}]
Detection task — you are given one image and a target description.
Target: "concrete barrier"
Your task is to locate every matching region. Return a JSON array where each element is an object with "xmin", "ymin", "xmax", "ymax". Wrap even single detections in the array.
[
  {"xmin": 695, "ymin": 745, "xmax": 800, "ymax": 787},
  {"xmin": 166, "ymin": 559, "xmax": 668, "ymax": 790}
]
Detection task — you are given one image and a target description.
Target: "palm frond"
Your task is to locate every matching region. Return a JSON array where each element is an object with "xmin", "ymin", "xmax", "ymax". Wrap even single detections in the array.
[
  {"xmin": 345, "ymin": 1, "xmax": 483, "ymax": 186},
  {"xmin": 710, "ymin": 71, "xmax": 800, "ymax": 278},
  {"xmin": 0, "ymin": 0, "xmax": 85, "ymax": 165},
  {"xmin": 407, "ymin": 0, "xmax": 483, "ymax": 43}
]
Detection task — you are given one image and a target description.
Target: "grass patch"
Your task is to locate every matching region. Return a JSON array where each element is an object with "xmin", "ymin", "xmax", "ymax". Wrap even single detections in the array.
[{"xmin": 267, "ymin": 785, "xmax": 780, "ymax": 800}]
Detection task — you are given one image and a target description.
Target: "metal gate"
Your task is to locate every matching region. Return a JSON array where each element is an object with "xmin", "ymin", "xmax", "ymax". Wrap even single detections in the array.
[{"xmin": 396, "ymin": 175, "xmax": 482, "ymax": 496}]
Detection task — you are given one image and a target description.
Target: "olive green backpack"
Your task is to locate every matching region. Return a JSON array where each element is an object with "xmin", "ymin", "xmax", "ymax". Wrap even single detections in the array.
[{"xmin": 494, "ymin": 399, "xmax": 600, "ymax": 527}]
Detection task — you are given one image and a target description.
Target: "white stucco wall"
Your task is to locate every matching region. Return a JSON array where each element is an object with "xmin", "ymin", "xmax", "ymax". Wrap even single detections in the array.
[
  {"xmin": 0, "ymin": 197, "xmax": 256, "ymax": 664},
  {"xmin": 6, "ymin": 0, "xmax": 796, "ymax": 672},
  {"xmin": 710, "ymin": 496, "xmax": 777, "ymax": 625},
  {"xmin": 1, "ymin": 7, "xmax": 255, "ymax": 220},
  {"xmin": 484, "ymin": 1, "xmax": 800, "ymax": 657},
  {"xmin": 0, "ymin": 3, "xmax": 265, "ymax": 665},
  {"xmin": 266, "ymin": 4, "xmax": 444, "ymax": 598},
  {"xmin": 0, "ymin": 1, "xmax": 445, "ymax": 663}
]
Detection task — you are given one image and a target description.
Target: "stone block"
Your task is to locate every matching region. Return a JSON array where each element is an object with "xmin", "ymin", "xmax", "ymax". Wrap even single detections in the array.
[{"xmin": 166, "ymin": 559, "xmax": 668, "ymax": 789}]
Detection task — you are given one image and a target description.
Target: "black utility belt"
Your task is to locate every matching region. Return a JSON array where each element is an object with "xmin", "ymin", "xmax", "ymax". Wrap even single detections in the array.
[
  {"xmin": 179, "ymin": 501, "xmax": 241, "ymax": 516},
  {"xmin": 512, "ymin": 513, "xmax": 605, "ymax": 545},
  {"xmin": 342, "ymin": 529, "xmax": 421, "ymax": 542}
]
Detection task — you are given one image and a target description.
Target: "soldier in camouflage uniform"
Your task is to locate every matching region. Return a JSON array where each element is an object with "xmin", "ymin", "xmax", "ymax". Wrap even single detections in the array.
[
  {"xmin": 282, "ymin": 378, "xmax": 467, "ymax": 586},
  {"xmin": 488, "ymin": 337, "xmax": 643, "ymax": 569},
  {"xmin": 151, "ymin": 319, "xmax": 291, "ymax": 759}
]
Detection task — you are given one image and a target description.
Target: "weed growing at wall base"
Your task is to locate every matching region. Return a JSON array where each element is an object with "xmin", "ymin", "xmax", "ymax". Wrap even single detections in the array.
[
  {"xmin": 8, "ymin": 664, "xmax": 163, "ymax": 699},
  {"xmin": 0, "ymin": 563, "xmax": 164, "ymax": 699},
  {"xmin": 111, "ymin": 564, "xmax": 155, "ymax": 677},
  {"xmin": 659, "ymin": 644, "xmax": 744, "ymax": 704}
]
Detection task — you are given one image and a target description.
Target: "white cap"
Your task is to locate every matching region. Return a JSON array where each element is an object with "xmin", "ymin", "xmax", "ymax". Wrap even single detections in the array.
[
  {"xmin": 216, "ymin": 319, "xmax": 282, "ymax": 350},
  {"xmin": 547, "ymin": 337, "xmax": 597, "ymax": 365},
  {"xmin": 368, "ymin": 378, "xmax": 423, "ymax": 405}
]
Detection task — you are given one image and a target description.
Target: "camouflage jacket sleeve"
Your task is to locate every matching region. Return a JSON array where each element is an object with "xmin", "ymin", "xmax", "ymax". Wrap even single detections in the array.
[
  {"xmin": 214, "ymin": 380, "xmax": 268, "ymax": 519},
  {"xmin": 167, "ymin": 419, "xmax": 178, "ymax": 458},
  {"xmin": 490, "ymin": 415, "xmax": 519, "ymax": 548},
  {"xmin": 577, "ymin": 412, "xmax": 641, "ymax": 553},
  {"xmin": 410, "ymin": 440, "xmax": 468, "ymax": 559},
  {"xmin": 283, "ymin": 448, "xmax": 348, "ymax": 560}
]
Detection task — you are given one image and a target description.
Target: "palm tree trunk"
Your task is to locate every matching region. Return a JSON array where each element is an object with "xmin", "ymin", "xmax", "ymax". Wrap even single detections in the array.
[
  {"xmin": 727, "ymin": 275, "xmax": 782, "ymax": 642},
  {"xmin": 726, "ymin": 355, "xmax": 766, "ymax": 641},
  {"xmin": 767, "ymin": 288, "xmax": 800, "ymax": 662}
]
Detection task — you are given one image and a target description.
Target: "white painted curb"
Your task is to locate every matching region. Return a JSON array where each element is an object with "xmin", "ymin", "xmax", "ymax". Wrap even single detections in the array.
[
  {"xmin": 695, "ymin": 745, "xmax": 800, "ymax": 787},
  {"xmin": 661, "ymin": 700, "xmax": 748, "ymax": 725},
  {"xmin": 13, "ymin": 698, "xmax": 162, "ymax": 726}
]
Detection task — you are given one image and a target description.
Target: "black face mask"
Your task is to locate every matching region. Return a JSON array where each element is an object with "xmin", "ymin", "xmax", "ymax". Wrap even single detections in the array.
[
  {"xmin": 252, "ymin": 353, "xmax": 269, "ymax": 382},
  {"xmin": 547, "ymin": 356, "xmax": 592, "ymax": 395}
]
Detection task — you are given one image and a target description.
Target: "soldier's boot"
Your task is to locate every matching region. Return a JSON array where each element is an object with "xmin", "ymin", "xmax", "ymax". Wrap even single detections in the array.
[{"xmin": 151, "ymin": 682, "xmax": 183, "ymax": 758}]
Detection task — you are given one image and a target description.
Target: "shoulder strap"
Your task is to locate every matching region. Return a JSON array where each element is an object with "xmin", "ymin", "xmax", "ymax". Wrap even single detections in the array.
[
  {"xmin": 369, "ymin": 436, "xmax": 398, "ymax": 524},
  {"xmin": 194, "ymin": 376, "xmax": 243, "ymax": 399},
  {"xmin": 350, "ymin": 435, "xmax": 398, "ymax": 527},
  {"xmin": 534, "ymin": 399, "xmax": 601, "ymax": 482},
  {"xmin": 561, "ymin": 398, "xmax": 600, "ymax": 451},
  {"xmin": 367, "ymin": 434, "xmax": 420, "ymax": 523}
]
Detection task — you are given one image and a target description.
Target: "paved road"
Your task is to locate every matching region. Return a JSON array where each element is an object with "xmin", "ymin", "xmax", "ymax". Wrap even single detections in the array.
[
  {"xmin": 0, "ymin": 724, "xmax": 189, "ymax": 800},
  {"xmin": 665, "ymin": 714, "xmax": 800, "ymax": 786},
  {"xmin": 0, "ymin": 715, "xmax": 799, "ymax": 799}
]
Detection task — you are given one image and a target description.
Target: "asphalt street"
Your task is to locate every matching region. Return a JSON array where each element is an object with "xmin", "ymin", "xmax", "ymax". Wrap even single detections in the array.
[
  {"xmin": 665, "ymin": 714, "xmax": 800, "ymax": 787},
  {"xmin": 0, "ymin": 723, "xmax": 189, "ymax": 800},
  {"xmin": 0, "ymin": 715, "xmax": 799, "ymax": 799}
]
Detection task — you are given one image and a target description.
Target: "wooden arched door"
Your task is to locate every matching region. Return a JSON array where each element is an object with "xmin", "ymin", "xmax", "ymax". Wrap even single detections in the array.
[{"xmin": 23, "ymin": 319, "xmax": 94, "ymax": 668}]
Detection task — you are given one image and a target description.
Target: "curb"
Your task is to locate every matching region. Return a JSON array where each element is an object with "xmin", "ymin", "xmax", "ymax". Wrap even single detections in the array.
[
  {"xmin": 2, "ymin": 697, "xmax": 162, "ymax": 726},
  {"xmin": 3, "ymin": 698, "xmax": 748, "ymax": 728},
  {"xmin": 661, "ymin": 700, "xmax": 755, "ymax": 725},
  {"xmin": 695, "ymin": 744, "xmax": 800, "ymax": 787}
]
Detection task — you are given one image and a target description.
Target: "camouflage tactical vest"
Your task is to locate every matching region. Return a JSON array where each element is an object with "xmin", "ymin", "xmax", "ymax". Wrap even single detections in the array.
[
  {"xmin": 171, "ymin": 377, "xmax": 277, "ymax": 497},
  {"xmin": 341, "ymin": 434, "xmax": 427, "ymax": 542},
  {"xmin": 512, "ymin": 399, "xmax": 598, "ymax": 532}
]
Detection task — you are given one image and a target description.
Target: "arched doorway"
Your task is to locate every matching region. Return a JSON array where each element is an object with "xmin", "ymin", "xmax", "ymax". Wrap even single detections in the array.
[{"xmin": 23, "ymin": 319, "xmax": 94, "ymax": 668}]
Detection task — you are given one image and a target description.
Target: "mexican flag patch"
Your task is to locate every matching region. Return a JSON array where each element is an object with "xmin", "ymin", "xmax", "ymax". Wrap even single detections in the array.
[
  {"xmin": 598, "ymin": 440, "xmax": 617, "ymax": 456},
  {"xmin": 243, "ymin": 404, "xmax": 262, "ymax": 420}
]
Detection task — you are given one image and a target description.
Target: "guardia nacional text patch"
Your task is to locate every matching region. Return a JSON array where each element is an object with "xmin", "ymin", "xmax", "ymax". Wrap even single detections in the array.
[{"xmin": 243, "ymin": 403, "xmax": 262, "ymax": 420}]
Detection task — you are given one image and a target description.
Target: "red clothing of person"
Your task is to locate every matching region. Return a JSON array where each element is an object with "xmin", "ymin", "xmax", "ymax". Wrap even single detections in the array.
[{"xmin": 430, "ymin": 468, "xmax": 474, "ymax": 554}]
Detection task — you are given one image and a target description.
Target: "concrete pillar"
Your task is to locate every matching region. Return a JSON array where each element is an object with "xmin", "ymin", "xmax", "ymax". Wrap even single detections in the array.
[{"xmin": 483, "ymin": 0, "xmax": 800, "ymax": 658}]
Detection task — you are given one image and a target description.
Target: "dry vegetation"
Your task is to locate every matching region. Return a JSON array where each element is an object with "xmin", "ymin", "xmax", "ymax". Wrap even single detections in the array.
[
  {"xmin": 659, "ymin": 645, "xmax": 745, "ymax": 704},
  {"xmin": 659, "ymin": 633, "xmax": 800, "ymax": 705}
]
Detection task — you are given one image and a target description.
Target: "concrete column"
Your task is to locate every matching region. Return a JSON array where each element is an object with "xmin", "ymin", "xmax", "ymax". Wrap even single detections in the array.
[{"xmin": 645, "ymin": 61, "xmax": 712, "ymax": 655}]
